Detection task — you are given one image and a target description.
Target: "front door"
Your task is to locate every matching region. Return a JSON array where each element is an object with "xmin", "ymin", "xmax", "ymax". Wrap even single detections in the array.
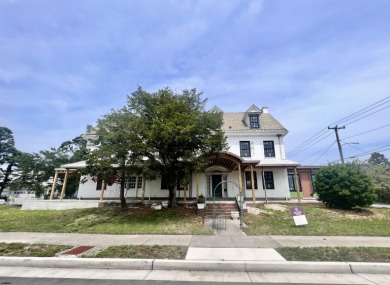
[{"xmin": 212, "ymin": 175, "xmax": 222, "ymax": 197}]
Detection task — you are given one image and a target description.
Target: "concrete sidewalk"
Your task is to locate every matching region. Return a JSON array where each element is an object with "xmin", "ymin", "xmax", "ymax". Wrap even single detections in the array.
[
  {"xmin": 0, "ymin": 219, "xmax": 389, "ymax": 250},
  {"xmin": 0, "ymin": 218, "xmax": 390, "ymax": 281}
]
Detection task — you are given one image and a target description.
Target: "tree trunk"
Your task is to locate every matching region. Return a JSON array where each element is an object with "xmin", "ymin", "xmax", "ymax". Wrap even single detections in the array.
[
  {"xmin": 169, "ymin": 186, "xmax": 177, "ymax": 208},
  {"xmin": 0, "ymin": 163, "xmax": 13, "ymax": 197},
  {"xmin": 119, "ymin": 168, "xmax": 128, "ymax": 210}
]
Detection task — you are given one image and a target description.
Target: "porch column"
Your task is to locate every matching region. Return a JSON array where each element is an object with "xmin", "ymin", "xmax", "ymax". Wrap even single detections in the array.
[
  {"xmin": 238, "ymin": 163, "xmax": 243, "ymax": 192},
  {"xmin": 141, "ymin": 177, "xmax": 145, "ymax": 202},
  {"xmin": 250, "ymin": 165, "xmax": 256, "ymax": 202},
  {"xmin": 100, "ymin": 180, "xmax": 105, "ymax": 201},
  {"xmin": 294, "ymin": 167, "xmax": 301, "ymax": 202},
  {"xmin": 50, "ymin": 171, "xmax": 58, "ymax": 200},
  {"xmin": 60, "ymin": 169, "xmax": 69, "ymax": 201}
]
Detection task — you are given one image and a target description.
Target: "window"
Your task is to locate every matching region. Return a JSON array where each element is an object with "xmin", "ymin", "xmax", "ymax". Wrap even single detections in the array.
[
  {"xmin": 245, "ymin": 171, "xmax": 258, "ymax": 189},
  {"xmin": 263, "ymin": 141, "xmax": 275, "ymax": 157},
  {"xmin": 249, "ymin": 114, "xmax": 259, "ymax": 128},
  {"xmin": 263, "ymin": 171, "xmax": 274, "ymax": 189},
  {"xmin": 240, "ymin": 141, "xmax": 251, "ymax": 157},
  {"xmin": 126, "ymin": 176, "xmax": 137, "ymax": 189},
  {"xmin": 288, "ymin": 172, "xmax": 302, "ymax": 191},
  {"xmin": 137, "ymin": 176, "xmax": 143, "ymax": 189}
]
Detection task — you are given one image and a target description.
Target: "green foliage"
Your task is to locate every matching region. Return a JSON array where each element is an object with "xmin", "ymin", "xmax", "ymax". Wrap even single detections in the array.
[
  {"xmin": 314, "ymin": 163, "xmax": 376, "ymax": 209},
  {"xmin": 0, "ymin": 127, "xmax": 20, "ymax": 196},
  {"xmin": 361, "ymin": 163, "xmax": 390, "ymax": 203},
  {"xmin": 127, "ymin": 87, "xmax": 226, "ymax": 207},
  {"xmin": 244, "ymin": 205, "xmax": 390, "ymax": 236},
  {"xmin": 197, "ymin": 194, "xmax": 205, "ymax": 203},
  {"xmin": 0, "ymin": 243, "xmax": 72, "ymax": 257},
  {"xmin": 368, "ymin": 152, "xmax": 390, "ymax": 166},
  {"xmin": 0, "ymin": 205, "xmax": 212, "ymax": 235},
  {"xmin": 276, "ymin": 247, "xmax": 390, "ymax": 262},
  {"xmin": 85, "ymin": 109, "xmax": 143, "ymax": 209},
  {"xmin": 93, "ymin": 245, "xmax": 188, "ymax": 259}
]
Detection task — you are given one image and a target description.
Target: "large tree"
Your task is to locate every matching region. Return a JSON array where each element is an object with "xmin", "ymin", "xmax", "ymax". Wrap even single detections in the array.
[
  {"xmin": 0, "ymin": 127, "xmax": 20, "ymax": 197},
  {"xmin": 10, "ymin": 137, "xmax": 88, "ymax": 198},
  {"xmin": 368, "ymin": 152, "xmax": 390, "ymax": 167},
  {"xmin": 127, "ymin": 87, "xmax": 226, "ymax": 208},
  {"xmin": 85, "ymin": 108, "xmax": 144, "ymax": 209}
]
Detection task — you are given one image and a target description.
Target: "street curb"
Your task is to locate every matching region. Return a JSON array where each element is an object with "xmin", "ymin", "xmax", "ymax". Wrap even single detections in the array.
[{"xmin": 0, "ymin": 257, "xmax": 389, "ymax": 274}]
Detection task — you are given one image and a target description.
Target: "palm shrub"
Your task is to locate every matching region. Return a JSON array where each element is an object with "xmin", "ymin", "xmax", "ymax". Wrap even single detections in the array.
[{"xmin": 314, "ymin": 163, "xmax": 377, "ymax": 209}]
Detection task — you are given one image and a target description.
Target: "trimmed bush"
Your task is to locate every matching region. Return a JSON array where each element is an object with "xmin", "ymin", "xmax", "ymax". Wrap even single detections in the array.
[{"xmin": 314, "ymin": 163, "xmax": 376, "ymax": 209}]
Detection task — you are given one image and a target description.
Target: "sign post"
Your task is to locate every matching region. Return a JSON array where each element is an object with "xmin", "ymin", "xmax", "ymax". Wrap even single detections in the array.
[{"xmin": 290, "ymin": 206, "xmax": 308, "ymax": 226}]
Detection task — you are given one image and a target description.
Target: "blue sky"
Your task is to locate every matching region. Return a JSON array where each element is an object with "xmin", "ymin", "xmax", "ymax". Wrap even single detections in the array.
[{"xmin": 1, "ymin": 0, "xmax": 390, "ymax": 165}]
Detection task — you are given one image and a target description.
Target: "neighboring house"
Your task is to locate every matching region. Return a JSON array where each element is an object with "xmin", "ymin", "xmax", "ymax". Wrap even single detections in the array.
[
  {"xmin": 52, "ymin": 105, "xmax": 299, "ymax": 201},
  {"xmin": 287, "ymin": 166, "xmax": 320, "ymax": 198}
]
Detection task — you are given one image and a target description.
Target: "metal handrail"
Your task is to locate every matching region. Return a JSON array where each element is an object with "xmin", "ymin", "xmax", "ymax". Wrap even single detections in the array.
[{"xmin": 212, "ymin": 180, "xmax": 244, "ymax": 229}]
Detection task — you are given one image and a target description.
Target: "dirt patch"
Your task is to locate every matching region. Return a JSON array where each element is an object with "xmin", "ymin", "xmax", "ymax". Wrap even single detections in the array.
[
  {"xmin": 328, "ymin": 208, "xmax": 386, "ymax": 220},
  {"xmin": 264, "ymin": 204, "xmax": 287, "ymax": 212},
  {"xmin": 66, "ymin": 214, "xmax": 110, "ymax": 229}
]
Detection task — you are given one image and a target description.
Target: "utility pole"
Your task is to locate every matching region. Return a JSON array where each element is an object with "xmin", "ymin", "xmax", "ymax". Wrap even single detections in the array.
[{"xmin": 328, "ymin": 125, "xmax": 345, "ymax": 164}]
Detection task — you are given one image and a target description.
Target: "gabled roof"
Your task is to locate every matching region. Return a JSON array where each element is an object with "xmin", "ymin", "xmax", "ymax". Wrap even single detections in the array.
[
  {"xmin": 245, "ymin": 104, "xmax": 262, "ymax": 113},
  {"xmin": 209, "ymin": 106, "xmax": 224, "ymax": 113}
]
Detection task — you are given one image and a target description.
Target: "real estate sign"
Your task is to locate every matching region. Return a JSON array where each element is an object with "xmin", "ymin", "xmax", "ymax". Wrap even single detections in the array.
[{"xmin": 290, "ymin": 206, "xmax": 308, "ymax": 226}]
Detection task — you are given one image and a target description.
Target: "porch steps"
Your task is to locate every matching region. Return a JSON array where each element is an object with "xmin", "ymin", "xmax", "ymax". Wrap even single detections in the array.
[{"xmin": 204, "ymin": 202, "xmax": 240, "ymax": 219}]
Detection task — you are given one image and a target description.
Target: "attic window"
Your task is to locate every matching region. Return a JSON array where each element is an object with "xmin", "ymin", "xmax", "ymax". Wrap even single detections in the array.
[{"xmin": 249, "ymin": 114, "xmax": 259, "ymax": 128}]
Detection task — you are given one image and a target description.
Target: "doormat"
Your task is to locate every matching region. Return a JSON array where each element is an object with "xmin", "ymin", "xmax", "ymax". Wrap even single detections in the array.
[{"xmin": 63, "ymin": 246, "xmax": 94, "ymax": 255}]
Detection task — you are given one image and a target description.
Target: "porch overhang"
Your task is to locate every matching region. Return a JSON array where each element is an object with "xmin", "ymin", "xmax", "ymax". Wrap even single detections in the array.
[{"xmin": 209, "ymin": 151, "xmax": 259, "ymax": 171}]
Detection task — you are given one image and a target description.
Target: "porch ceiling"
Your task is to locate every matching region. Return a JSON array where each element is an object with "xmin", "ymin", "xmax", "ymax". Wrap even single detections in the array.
[
  {"xmin": 209, "ymin": 156, "xmax": 239, "ymax": 171},
  {"xmin": 208, "ymin": 152, "xmax": 260, "ymax": 171}
]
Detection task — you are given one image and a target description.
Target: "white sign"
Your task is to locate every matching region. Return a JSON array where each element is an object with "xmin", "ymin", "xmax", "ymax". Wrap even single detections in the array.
[
  {"xmin": 290, "ymin": 206, "xmax": 308, "ymax": 226},
  {"xmin": 293, "ymin": 215, "xmax": 308, "ymax": 226}
]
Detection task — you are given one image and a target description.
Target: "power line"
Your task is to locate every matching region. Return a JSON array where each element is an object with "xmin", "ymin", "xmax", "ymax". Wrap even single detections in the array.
[
  {"xmin": 288, "ymin": 128, "xmax": 330, "ymax": 157},
  {"xmin": 343, "ymin": 103, "xmax": 390, "ymax": 126},
  {"xmin": 330, "ymin": 144, "xmax": 390, "ymax": 162},
  {"xmin": 331, "ymin": 96, "xmax": 390, "ymax": 126},
  {"xmin": 287, "ymin": 95, "xmax": 390, "ymax": 159},
  {"xmin": 311, "ymin": 141, "xmax": 337, "ymax": 164},
  {"xmin": 288, "ymin": 130, "xmax": 332, "ymax": 157},
  {"xmin": 300, "ymin": 140, "xmax": 336, "ymax": 162},
  {"xmin": 343, "ymin": 124, "xmax": 390, "ymax": 140},
  {"xmin": 340, "ymin": 140, "xmax": 366, "ymax": 153}
]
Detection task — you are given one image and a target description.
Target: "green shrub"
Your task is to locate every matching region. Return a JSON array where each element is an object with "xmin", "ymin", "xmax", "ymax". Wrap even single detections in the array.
[
  {"xmin": 360, "ymin": 164, "xmax": 390, "ymax": 204},
  {"xmin": 314, "ymin": 163, "xmax": 377, "ymax": 209},
  {"xmin": 375, "ymin": 183, "xmax": 390, "ymax": 203}
]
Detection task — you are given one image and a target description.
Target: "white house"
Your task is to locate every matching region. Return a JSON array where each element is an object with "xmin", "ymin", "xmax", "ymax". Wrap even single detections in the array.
[{"xmin": 52, "ymin": 105, "xmax": 299, "ymax": 201}]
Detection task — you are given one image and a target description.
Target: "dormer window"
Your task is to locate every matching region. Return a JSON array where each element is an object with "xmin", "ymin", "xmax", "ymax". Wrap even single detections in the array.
[{"xmin": 249, "ymin": 114, "xmax": 259, "ymax": 128}]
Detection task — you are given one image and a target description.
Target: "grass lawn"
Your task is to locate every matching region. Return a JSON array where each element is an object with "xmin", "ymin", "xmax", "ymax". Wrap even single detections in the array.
[
  {"xmin": 0, "ymin": 243, "xmax": 72, "ymax": 257},
  {"xmin": 92, "ymin": 245, "xmax": 187, "ymax": 259},
  {"xmin": 276, "ymin": 247, "xmax": 390, "ymax": 262},
  {"xmin": 244, "ymin": 204, "xmax": 390, "ymax": 236},
  {"xmin": 0, "ymin": 205, "xmax": 212, "ymax": 235}
]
